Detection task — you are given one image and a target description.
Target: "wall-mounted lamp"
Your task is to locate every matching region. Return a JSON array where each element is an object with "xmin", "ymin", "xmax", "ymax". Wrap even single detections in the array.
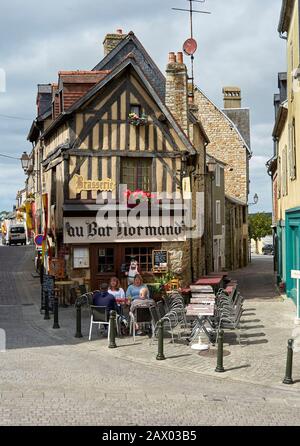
[
  {"xmin": 249, "ymin": 193, "xmax": 259, "ymax": 206},
  {"xmin": 21, "ymin": 152, "xmax": 30, "ymax": 172}
]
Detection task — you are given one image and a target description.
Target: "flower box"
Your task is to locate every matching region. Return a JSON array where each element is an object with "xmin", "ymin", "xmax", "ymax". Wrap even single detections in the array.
[{"xmin": 128, "ymin": 112, "xmax": 148, "ymax": 126}]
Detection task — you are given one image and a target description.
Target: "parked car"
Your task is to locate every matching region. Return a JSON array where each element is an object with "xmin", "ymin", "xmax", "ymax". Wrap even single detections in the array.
[
  {"xmin": 262, "ymin": 244, "xmax": 274, "ymax": 255},
  {"xmin": 7, "ymin": 224, "xmax": 26, "ymax": 246}
]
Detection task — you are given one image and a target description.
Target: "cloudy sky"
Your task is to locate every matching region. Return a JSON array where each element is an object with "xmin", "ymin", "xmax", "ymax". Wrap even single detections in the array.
[{"xmin": 0, "ymin": 0, "xmax": 285, "ymax": 212}]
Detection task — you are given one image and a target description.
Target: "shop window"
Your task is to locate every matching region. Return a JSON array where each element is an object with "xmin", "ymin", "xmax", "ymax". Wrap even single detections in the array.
[
  {"xmin": 125, "ymin": 247, "xmax": 154, "ymax": 273},
  {"xmin": 98, "ymin": 248, "xmax": 114, "ymax": 273},
  {"xmin": 121, "ymin": 158, "xmax": 152, "ymax": 192}
]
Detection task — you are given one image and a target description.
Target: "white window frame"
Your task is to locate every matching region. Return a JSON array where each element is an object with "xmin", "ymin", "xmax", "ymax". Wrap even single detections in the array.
[
  {"xmin": 216, "ymin": 200, "xmax": 221, "ymax": 225},
  {"xmin": 215, "ymin": 164, "xmax": 221, "ymax": 187}
]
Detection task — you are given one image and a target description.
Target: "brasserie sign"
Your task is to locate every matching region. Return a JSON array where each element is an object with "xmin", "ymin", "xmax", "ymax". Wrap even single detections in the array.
[
  {"xmin": 73, "ymin": 175, "xmax": 116, "ymax": 194},
  {"xmin": 63, "ymin": 217, "xmax": 186, "ymax": 243}
]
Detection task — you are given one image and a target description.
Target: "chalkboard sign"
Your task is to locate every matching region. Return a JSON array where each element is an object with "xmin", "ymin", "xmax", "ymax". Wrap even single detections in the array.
[
  {"xmin": 41, "ymin": 275, "xmax": 55, "ymax": 313},
  {"xmin": 152, "ymin": 250, "xmax": 168, "ymax": 272}
]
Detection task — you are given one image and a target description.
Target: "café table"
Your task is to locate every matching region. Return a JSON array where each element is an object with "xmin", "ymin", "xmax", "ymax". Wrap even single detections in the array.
[
  {"xmin": 194, "ymin": 276, "xmax": 223, "ymax": 293},
  {"xmin": 55, "ymin": 280, "xmax": 75, "ymax": 307}
]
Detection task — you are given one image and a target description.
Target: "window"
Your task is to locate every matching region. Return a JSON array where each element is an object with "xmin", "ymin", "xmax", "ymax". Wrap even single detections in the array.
[
  {"xmin": 10, "ymin": 227, "xmax": 25, "ymax": 234},
  {"xmin": 125, "ymin": 247, "xmax": 154, "ymax": 273},
  {"xmin": 130, "ymin": 104, "xmax": 141, "ymax": 117},
  {"xmin": 242, "ymin": 206, "xmax": 247, "ymax": 224},
  {"xmin": 289, "ymin": 118, "xmax": 297, "ymax": 181},
  {"xmin": 282, "ymin": 146, "xmax": 288, "ymax": 196},
  {"xmin": 278, "ymin": 156, "xmax": 281, "ymax": 198},
  {"xmin": 216, "ymin": 200, "xmax": 221, "ymax": 225},
  {"xmin": 121, "ymin": 158, "xmax": 152, "ymax": 192},
  {"xmin": 215, "ymin": 165, "xmax": 221, "ymax": 187},
  {"xmin": 98, "ymin": 248, "xmax": 114, "ymax": 273}
]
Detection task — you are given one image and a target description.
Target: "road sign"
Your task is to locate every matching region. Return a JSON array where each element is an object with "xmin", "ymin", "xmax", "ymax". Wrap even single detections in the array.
[
  {"xmin": 291, "ymin": 271, "xmax": 300, "ymax": 324},
  {"xmin": 291, "ymin": 270, "xmax": 300, "ymax": 279},
  {"xmin": 34, "ymin": 234, "xmax": 44, "ymax": 247}
]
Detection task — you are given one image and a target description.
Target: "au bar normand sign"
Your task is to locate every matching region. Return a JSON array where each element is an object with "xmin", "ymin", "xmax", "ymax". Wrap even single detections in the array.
[{"xmin": 63, "ymin": 218, "xmax": 186, "ymax": 243}]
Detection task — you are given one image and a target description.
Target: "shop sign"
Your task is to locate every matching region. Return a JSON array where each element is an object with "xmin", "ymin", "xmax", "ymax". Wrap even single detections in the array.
[
  {"xmin": 73, "ymin": 175, "xmax": 116, "ymax": 194},
  {"xmin": 63, "ymin": 217, "xmax": 186, "ymax": 244}
]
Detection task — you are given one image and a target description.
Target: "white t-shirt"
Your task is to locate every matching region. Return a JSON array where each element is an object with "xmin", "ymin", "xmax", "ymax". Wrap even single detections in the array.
[{"xmin": 108, "ymin": 288, "xmax": 126, "ymax": 302}]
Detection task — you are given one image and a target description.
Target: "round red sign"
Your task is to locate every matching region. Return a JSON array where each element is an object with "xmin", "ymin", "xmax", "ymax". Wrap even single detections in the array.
[
  {"xmin": 183, "ymin": 38, "xmax": 198, "ymax": 56},
  {"xmin": 34, "ymin": 234, "xmax": 44, "ymax": 247}
]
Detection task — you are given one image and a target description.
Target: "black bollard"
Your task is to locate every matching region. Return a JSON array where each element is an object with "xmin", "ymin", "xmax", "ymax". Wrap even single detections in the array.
[
  {"xmin": 53, "ymin": 297, "xmax": 60, "ymax": 329},
  {"xmin": 156, "ymin": 320, "xmax": 166, "ymax": 361},
  {"xmin": 283, "ymin": 339, "xmax": 294, "ymax": 385},
  {"xmin": 108, "ymin": 311, "xmax": 117, "ymax": 349},
  {"xmin": 75, "ymin": 303, "xmax": 83, "ymax": 338},
  {"xmin": 44, "ymin": 291, "xmax": 50, "ymax": 321},
  {"xmin": 215, "ymin": 329, "xmax": 225, "ymax": 373}
]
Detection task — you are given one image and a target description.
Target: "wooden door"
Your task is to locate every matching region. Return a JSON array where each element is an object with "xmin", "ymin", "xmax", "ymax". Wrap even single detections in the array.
[{"xmin": 90, "ymin": 244, "xmax": 121, "ymax": 291}]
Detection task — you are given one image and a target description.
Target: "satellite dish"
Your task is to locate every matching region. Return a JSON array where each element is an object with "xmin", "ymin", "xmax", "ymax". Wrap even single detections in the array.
[{"xmin": 183, "ymin": 38, "xmax": 198, "ymax": 56}]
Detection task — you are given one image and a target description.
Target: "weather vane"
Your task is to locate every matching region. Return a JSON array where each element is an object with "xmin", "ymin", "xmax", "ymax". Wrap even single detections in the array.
[{"xmin": 172, "ymin": 0, "xmax": 211, "ymax": 98}]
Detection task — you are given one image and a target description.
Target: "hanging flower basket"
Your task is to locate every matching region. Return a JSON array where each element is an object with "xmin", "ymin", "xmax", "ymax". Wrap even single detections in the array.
[
  {"xmin": 128, "ymin": 112, "xmax": 148, "ymax": 126},
  {"xmin": 124, "ymin": 189, "xmax": 157, "ymax": 207}
]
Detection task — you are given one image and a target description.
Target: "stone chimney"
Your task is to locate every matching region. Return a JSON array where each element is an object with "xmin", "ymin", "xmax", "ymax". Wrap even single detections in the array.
[
  {"xmin": 223, "ymin": 86, "xmax": 242, "ymax": 109},
  {"xmin": 103, "ymin": 29, "xmax": 126, "ymax": 56},
  {"xmin": 165, "ymin": 52, "xmax": 189, "ymax": 135}
]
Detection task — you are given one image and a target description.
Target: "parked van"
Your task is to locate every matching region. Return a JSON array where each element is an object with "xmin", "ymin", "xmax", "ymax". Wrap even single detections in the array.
[{"xmin": 7, "ymin": 224, "xmax": 26, "ymax": 246}]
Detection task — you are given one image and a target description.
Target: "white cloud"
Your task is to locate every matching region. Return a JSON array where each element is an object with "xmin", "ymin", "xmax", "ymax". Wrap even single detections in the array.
[{"xmin": 0, "ymin": 0, "xmax": 284, "ymax": 212}]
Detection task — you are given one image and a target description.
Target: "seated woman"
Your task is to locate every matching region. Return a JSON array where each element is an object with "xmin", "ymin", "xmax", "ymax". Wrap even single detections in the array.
[
  {"xmin": 126, "ymin": 274, "xmax": 149, "ymax": 302},
  {"xmin": 130, "ymin": 287, "xmax": 155, "ymax": 336},
  {"xmin": 108, "ymin": 277, "xmax": 126, "ymax": 305}
]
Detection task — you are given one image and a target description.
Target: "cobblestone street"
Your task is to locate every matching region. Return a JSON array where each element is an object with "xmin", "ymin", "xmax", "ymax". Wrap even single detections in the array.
[{"xmin": 1, "ymin": 246, "xmax": 300, "ymax": 426}]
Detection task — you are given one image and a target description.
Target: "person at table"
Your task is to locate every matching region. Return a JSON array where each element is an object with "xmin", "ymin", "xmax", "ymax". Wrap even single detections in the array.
[
  {"xmin": 93, "ymin": 283, "xmax": 120, "ymax": 315},
  {"xmin": 108, "ymin": 277, "xmax": 126, "ymax": 305},
  {"xmin": 130, "ymin": 287, "xmax": 155, "ymax": 335},
  {"xmin": 126, "ymin": 274, "xmax": 149, "ymax": 302},
  {"xmin": 130, "ymin": 287, "xmax": 155, "ymax": 313}
]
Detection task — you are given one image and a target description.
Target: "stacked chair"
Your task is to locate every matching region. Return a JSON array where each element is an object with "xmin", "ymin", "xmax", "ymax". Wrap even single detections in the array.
[{"xmin": 188, "ymin": 286, "xmax": 245, "ymax": 346}]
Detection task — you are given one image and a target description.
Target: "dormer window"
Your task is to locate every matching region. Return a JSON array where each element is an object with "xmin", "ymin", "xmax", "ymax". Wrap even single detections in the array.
[{"xmin": 130, "ymin": 104, "xmax": 141, "ymax": 116}]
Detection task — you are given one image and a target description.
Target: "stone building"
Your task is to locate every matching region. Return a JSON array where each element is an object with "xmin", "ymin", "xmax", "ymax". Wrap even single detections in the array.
[{"xmin": 193, "ymin": 86, "xmax": 252, "ymax": 270}]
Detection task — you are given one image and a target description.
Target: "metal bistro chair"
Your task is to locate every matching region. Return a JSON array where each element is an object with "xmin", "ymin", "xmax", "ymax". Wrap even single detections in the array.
[
  {"xmin": 89, "ymin": 306, "xmax": 113, "ymax": 341},
  {"xmin": 130, "ymin": 306, "xmax": 153, "ymax": 344}
]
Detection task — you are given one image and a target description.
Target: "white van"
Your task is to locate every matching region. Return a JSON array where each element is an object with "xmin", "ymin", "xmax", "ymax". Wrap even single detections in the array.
[{"xmin": 7, "ymin": 224, "xmax": 26, "ymax": 246}]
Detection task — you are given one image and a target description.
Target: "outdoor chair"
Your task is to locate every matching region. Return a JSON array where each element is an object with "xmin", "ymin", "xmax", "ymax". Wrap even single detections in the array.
[
  {"xmin": 149, "ymin": 304, "xmax": 179, "ymax": 344},
  {"xmin": 129, "ymin": 306, "xmax": 153, "ymax": 344},
  {"xmin": 79, "ymin": 284, "xmax": 87, "ymax": 295},
  {"xmin": 89, "ymin": 306, "xmax": 115, "ymax": 341}
]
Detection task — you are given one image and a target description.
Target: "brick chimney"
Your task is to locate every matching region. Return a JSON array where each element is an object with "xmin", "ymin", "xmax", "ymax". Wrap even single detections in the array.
[
  {"xmin": 223, "ymin": 87, "xmax": 242, "ymax": 109},
  {"xmin": 103, "ymin": 29, "xmax": 126, "ymax": 56},
  {"xmin": 165, "ymin": 52, "xmax": 189, "ymax": 135}
]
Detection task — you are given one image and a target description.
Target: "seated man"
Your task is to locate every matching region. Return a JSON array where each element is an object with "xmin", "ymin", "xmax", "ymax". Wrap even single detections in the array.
[{"xmin": 93, "ymin": 283, "xmax": 120, "ymax": 316}]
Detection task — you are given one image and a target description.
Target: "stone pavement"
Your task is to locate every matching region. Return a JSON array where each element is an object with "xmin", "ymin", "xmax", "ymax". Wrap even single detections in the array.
[{"xmin": 1, "ymin": 246, "xmax": 300, "ymax": 426}]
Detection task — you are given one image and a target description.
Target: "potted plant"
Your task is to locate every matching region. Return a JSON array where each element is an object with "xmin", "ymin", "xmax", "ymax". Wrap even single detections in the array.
[{"xmin": 128, "ymin": 112, "xmax": 148, "ymax": 126}]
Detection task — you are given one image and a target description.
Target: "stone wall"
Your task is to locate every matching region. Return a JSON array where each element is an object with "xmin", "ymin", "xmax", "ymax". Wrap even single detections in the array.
[{"xmin": 194, "ymin": 88, "xmax": 249, "ymax": 204}]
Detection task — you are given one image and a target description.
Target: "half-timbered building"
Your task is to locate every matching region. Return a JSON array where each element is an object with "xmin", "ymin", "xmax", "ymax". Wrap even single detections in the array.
[{"xmin": 33, "ymin": 32, "xmax": 209, "ymax": 290}]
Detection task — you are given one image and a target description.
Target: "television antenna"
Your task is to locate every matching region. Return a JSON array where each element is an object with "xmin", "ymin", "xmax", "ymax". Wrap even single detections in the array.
[{"xmin": 172, "ymin": 0, "xmax": 211, "ymax": 98}]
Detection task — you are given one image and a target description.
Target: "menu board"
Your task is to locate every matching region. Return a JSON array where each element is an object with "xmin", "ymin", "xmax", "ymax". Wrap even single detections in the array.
[
  {"xmin": 152, "ymin": 250, "xmax": 168, "ymax": 271},
  {"xmin": 41, "ymin": 275, "xmax": 55, "ymax": 313},
  {"xmin": 49, "ymin": 258, "xmax": 65, "ymax": 279}
]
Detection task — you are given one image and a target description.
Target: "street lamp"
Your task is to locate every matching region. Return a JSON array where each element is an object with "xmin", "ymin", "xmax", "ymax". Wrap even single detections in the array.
[
  {"xmin": 21, "ymin": 152, "xmax": 30, "ymax": 172},
  {"xmin": 249, "ymin": 193, "xmax": 259, "ymax": 206},
  {"xmin": 207, "ymin": 158, "xmax": 217, "ymax": 174}
]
